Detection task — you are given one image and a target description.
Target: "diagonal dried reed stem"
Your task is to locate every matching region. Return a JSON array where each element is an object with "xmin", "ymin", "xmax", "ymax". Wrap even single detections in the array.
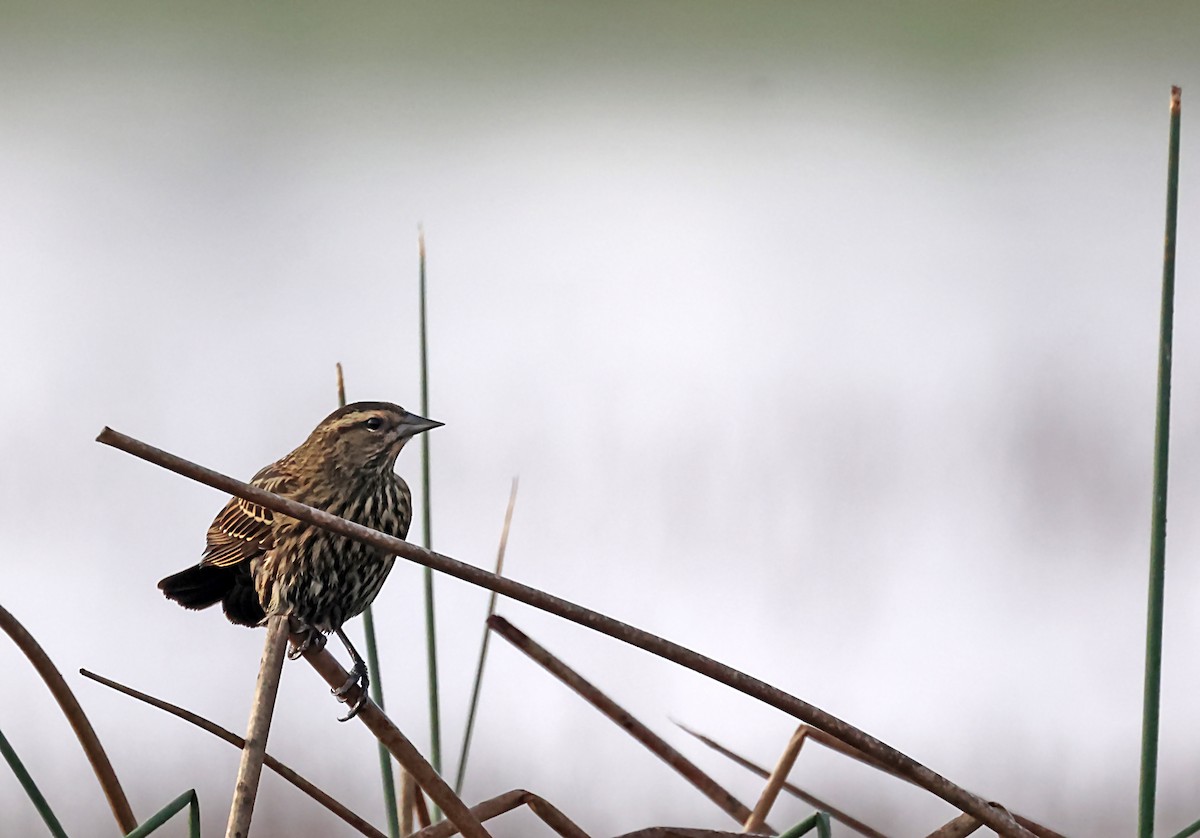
[
  {"xmin": 673, "ymin": 722, "xmax": 887, "ymax": 838},
  {"xmin": 226, "ymin": 613, "xmax": 290, "ymax": 838},
  {"xmin": 742, "ymin": 726, "xmax": 808, "ymax": 833},
  {"xmin": 79, "ymin": 669, "xmax": 386, "ymax": 838},
  {"xmin": 617, "ymin": 827, "xmax": 828, "ymax": 838},
  {"xmin": 94, "ymin": 426, "xmax": 1034, "ymax": 838},
  {"xmin": 488, "ymin": 615, "xmax": 761, "ymax": 829},
  {"xmin": 678, "ymin": 723, "xmax": 1066, "ymax": 838},
  {"xmin": 1011, "ymin": 815, "xmax": 1068, "ymax": 838},
  {"xmin": 296, "ymin": 633, "xmax": 490, "ymax": 838},
  {"xmin": 0, "ymin": 602, "xmax": 137, "ymax": 832},
  {"xmin": 455, "ymin": 477, "xmax": 519, "ymax": 795},
  {"xmin": 413, "ymin": 779, "xmax": 432, "ymax": 828},
  {"xmin": 926, "ymin": 804, "xmax": 1035, "ymax": 838},
  {"xmin": 925, "ymin": 813, "xmax": 982, "ymax": 838},
  {"xmin": 408, "ymin": 788, "xmax": 589, "ymax": 838}
]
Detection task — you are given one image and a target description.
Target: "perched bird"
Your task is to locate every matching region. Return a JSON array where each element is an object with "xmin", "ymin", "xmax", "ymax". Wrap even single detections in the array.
[{"xmin": 158, "ymin": 401, "xmax": 441, "ymax": 720}]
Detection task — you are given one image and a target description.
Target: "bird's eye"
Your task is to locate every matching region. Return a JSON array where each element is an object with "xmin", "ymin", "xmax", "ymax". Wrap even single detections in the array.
[{"xmin": 364, "ymin": 417, "xmax": 384, "ymax": 431}]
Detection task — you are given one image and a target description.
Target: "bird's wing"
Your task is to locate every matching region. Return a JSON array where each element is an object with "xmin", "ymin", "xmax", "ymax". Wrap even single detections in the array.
[{"xmin": 201, "ymin": 466, "xmax": 293, "ymax": 568}]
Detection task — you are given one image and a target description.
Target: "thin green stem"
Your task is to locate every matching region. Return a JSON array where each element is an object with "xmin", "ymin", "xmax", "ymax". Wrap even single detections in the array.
[
  {"xmin": 362, "ymin": 605, "xmax": 399, "ymax": 837},
  {"xmin": 0, "ymin": 725, "xmax": 69, "ymax": 838},
  {"xmin": 124, "ymin": 790, "xmax": 200, "ymax": 838},
  {"xmin": 338, "ymin": 363, "xmax": 400, "ymax": 838},
  {"xmin": 1138, "ymin": 85, "xmax": 1182, "ymax": 838},
  {"xmin": 778, "ymin": 811, "xmax": 831, "ymax": 838},
  {"xmin": 418, "ymin": 229, "xmax": 443, "ymax": 804},
  {"xmin": 1171, "ymin": 817, "xmax": 1200, "ymax": 838}
]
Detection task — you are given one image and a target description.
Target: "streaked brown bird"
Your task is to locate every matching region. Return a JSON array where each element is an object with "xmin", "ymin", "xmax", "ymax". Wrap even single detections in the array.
[{"xmin": 158, "ymin": 401, "xmax": 441, "ymax": 720}]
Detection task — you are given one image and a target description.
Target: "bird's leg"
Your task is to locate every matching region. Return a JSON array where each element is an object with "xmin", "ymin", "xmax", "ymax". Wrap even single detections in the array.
[
  {"xmin": 332, "ymin": 627, "xmax": 370, "ymax": 722},
  {"xmin": 286, "ymin": 616, "xmax": 325, "ymax": 660}
]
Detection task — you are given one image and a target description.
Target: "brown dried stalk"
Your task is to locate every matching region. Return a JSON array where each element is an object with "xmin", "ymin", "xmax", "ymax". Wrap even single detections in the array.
[
  {"xmin": 400, "ymin": 770, "xmax": 416, "ymax": 835},
  {"xmin": 1011, "ymin": 815, "xmax": 1067, "ymax": 838},
  {"xmin": 742, "ymin": 726, "xmax": 808, "ymax": 833},
  {"xmin": 624, "ymin": 825, "xmax": 753, "ymax": 830},
  {"xmin": 79, "ymin": 669, "xmax": 386, "ymax": 838},
  {"xmin": 678, "ymin": 724, "xmax": 1066, "ymax": 838},
  {"xmin": 94, "ymin": 426, "xmax": 1034, "ymax": 838},
  {"xmin": 488, "ymin": 615, "xmax": 762, "ymax": 830},
  {"xmin": 295, "ymin": 633, "xmax": 490, "ymax": 838},
  {"xmin": 926, "ymin": 813, "xmax": 982, "ymax": 838},
  {"xmin": 0, "ymin": 602, "xmax": 137, "ymax": 833},
  {"xmin": 456, "ymin": 477, "xmax": 520, "ymax": 796},
  {"xmin": 413, "ymin": 779, "xmax": 432, "ymax": 829},
  {"xmin": 742, "ymin": 721, "xmax": 917, "ymax": 832},
  {"xmin": 926, "ymin": 806, "xmax": 1054, "ymax": 838},
  {"xmin": 408, "ymin": 789, "xmax": 589, "ymax": 838},
  {"xmin": 226, "ymin": 613, "xmax": 290, "ymax": 838},
  {"xmin": 673, "ymin": 722, "xmax": 887, "ymax": 838}
]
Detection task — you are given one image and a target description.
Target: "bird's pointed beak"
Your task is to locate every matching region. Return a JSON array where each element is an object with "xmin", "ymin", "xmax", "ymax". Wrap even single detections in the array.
[{"xmin": 401, "ymin": 413, "xmax": 444, "ymax": 437}]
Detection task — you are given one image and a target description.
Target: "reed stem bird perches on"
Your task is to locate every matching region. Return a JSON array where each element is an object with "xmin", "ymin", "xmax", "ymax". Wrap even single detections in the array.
[{"xmin": 158, "ymin": 401, "xmax": 441, "ymax": 720}]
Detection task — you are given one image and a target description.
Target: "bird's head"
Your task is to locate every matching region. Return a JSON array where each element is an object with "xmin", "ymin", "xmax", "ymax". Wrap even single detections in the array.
[{"xmin": 305, "ymin": 401, "xmax": 442, "ymax": 474}]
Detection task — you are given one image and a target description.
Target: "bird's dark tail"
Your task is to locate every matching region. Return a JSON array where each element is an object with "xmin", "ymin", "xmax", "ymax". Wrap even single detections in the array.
[{"xmin": 158, "ymin": 564, "xmax": 265, "ymax": 627}]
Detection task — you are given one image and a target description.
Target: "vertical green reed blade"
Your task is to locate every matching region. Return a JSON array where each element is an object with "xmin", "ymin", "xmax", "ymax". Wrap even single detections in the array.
[
  {"xmin": 1138, "ymin": 85, "xmax": 1182, "ymax": 838},
  {"xmin": 339, "ymin": 363, "xmax": 401, "ymax": 838},
  {"xmin": 0, "ymin": 724, "xmax": 69, "ymax": 838},
  {"xmin": 418, "ymin": 229, "xmax": 444, "ymax": 807}
]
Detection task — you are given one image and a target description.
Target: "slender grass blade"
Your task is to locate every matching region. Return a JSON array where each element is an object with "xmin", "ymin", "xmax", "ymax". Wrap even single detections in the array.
[
  {"xmin": 1138, "ymin": 85, "xmax": 1182, "ymax": 838},
  {"xmin": 337, "ymin": 362, "xmax": 401, "ymax": 838}
]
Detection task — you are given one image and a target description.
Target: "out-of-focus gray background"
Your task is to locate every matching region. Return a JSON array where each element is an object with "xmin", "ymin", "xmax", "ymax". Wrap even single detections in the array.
[{"xmin": 3, "ymin": 2, "xmax": 1199, "ymax": 836}]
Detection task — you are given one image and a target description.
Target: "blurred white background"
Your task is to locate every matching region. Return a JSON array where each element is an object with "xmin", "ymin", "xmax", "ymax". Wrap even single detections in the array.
[{"xmin": 3, "ymin": 2, "xmax": 1200, "ymax": 836}]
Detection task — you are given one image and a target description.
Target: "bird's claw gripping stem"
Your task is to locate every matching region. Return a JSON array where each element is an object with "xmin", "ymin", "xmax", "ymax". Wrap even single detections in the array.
[
  {"xmin": 287, "ymin": 621, "xmax": 325, "ymax": 660},
  {"xmin": 334, "ymin": 661, "xmax": 369, "ymax": 721},
  {"xmin": 332, "ymin": 626, "xmax": 370, "ymax": 722}
]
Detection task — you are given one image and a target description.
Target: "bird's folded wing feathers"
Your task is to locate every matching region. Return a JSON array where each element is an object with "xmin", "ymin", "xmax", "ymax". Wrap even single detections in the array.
[{"xmin": 201, "ymin": 468, "xmax": 292, "ymax": 568}]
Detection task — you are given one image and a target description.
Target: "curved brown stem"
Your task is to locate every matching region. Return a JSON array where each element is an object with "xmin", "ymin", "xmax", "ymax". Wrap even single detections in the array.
[
  {"xmin": 0, "ymin": 602, "xmax": 137, "ymax": 833},
  {"xmin": 79, "ymin": 668, "xmax": 386, "ymax": 838},
  {"xmin": 408, "ymin": 789, "xmax": 588, "ymax": 838}
]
